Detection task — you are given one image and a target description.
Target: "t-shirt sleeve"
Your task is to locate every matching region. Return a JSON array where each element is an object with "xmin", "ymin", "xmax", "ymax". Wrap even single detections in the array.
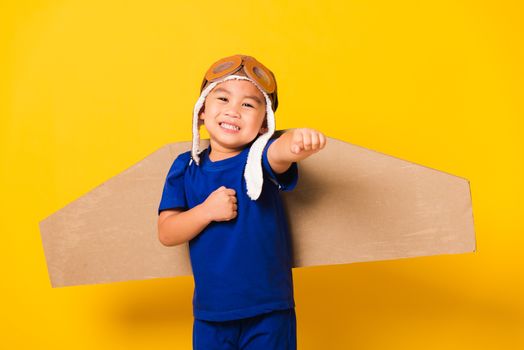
[
  {"xmin": 158, "ymin": 151, "xmax": 191, "ymax": 215},
  {"xmin": 262, "ymin": 138, "xmax": 299, "ymax": 192}
]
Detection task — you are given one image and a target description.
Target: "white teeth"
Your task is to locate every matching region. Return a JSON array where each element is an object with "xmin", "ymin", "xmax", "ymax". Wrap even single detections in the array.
[{"xmin": 220, "ymin": 123, "xmax": 240, "ymax": 131}]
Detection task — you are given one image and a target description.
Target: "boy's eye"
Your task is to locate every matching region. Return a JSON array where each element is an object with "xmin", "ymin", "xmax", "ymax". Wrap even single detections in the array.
[{"xmin": 216, "ymin": 97, "xmax": 254, "ymax": 108}]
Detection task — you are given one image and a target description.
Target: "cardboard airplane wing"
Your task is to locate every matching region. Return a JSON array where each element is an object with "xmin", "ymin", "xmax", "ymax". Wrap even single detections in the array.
[{"xmin": 39, "ymin": 130, "xmax": 476, "ymax": 287}]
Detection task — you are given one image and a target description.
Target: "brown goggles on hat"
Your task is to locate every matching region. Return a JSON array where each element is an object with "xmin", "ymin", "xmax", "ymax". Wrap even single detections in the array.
[{"xmin": 202, "ymin": 55, "xmax": 276, "ymax": 93}]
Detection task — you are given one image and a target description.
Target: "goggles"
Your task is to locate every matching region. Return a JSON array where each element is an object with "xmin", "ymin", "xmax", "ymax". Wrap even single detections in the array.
[{"xmin": 199, "ymin": 54, "xmax": 278, "ymax": 111}]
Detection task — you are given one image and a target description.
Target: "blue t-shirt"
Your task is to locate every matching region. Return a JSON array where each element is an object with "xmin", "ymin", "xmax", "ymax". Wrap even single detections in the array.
[{"xmin": 158, "ymin": 137, "xmax": 299, "ymax": 321}]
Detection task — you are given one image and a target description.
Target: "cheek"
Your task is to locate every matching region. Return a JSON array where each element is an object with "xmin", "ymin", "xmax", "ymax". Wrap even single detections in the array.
[
  {"xmin": 258, "ymin": 111, "xmax": 267, "ymax": 125},
  {"xmin": 207, "ymin": 103, "xmax": 222, "ymax": 115}
]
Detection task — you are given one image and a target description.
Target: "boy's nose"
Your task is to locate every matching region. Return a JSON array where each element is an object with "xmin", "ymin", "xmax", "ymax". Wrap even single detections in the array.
[{"xmin": 224, "ymin": 109, "xmax": 241, "ymax": 118}]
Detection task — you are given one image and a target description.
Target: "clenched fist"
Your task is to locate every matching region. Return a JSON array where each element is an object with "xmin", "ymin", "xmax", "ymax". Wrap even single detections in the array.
[
  {"xmin": 202, "ymin": 186, "xmax": 238, "ymax": 222},
  {"xmin": 290, "ymin": 128, "xmax": 327, "ymax": 156}
]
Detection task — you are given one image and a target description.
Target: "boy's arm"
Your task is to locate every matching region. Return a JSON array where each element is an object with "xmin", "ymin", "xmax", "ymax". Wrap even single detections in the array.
[
  {"xmin": 157, "ymin": 204, "xmax": 212, "ymax": 247},
  {"xmin": 267, "ymin": 128, "xmax": 327, "ymax": 174}
]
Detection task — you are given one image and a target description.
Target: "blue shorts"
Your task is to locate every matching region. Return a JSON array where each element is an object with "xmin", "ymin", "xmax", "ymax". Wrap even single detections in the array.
[{"xmin": 193, "ymin": 308, "xmax": 297, "ymax": 350}]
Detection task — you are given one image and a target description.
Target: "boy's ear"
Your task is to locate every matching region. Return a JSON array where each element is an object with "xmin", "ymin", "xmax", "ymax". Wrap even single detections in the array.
[
  {"xmin": 259, "ymin": 116, "xmax": 268, "ymax": 134},
  {"xmin": 198, "ymin": 106, "xmax": 205, "ymax": 126}
]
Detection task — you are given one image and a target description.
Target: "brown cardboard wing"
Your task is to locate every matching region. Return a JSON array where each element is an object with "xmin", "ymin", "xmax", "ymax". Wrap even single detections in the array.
[{"xmin": 39, "ymin": 130, "xmax": 476, "ymax": 287}]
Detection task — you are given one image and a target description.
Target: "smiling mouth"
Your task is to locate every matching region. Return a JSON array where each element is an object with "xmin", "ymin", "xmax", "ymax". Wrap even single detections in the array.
[{"xmin": 220, "ymin": 122, "xmax": 240, "ymax": 131}]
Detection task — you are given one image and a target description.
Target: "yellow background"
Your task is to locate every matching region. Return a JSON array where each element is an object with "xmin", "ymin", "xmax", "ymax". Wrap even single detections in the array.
[{"xmin": 1, "ymin": 0, "xmax": 523, "ymax": 348}]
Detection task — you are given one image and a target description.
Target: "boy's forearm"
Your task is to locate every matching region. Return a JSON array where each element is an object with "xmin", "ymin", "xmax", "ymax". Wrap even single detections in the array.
[
  {"xmin": 268, "ymin": 131, "xmax": 300, "ymax": 174},
  {"xmin": 158, "ymin": 203, "xmax": 212, "ymax": 246}
]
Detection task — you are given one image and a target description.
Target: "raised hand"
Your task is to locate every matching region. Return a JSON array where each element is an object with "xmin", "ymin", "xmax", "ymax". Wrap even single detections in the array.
[{"xmin": 290, "ymin": 128, "xmax": 327, "ymax": 156}]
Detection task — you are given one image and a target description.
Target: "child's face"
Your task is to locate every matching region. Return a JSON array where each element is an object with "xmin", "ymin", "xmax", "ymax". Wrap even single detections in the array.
[{"xmin": 199, "ymin": 79, "xmax": 268, "ymax": 152}]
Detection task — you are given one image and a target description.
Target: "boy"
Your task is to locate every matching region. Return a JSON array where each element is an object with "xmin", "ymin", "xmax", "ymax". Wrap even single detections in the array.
[{"xmin": 157, "ymin": 54, "xmax": 326, "ymax": 349}]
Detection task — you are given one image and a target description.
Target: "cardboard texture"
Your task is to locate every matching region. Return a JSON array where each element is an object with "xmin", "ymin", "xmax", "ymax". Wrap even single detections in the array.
[{"xmin": 39, "ymin": 130, "xmax": 476, "ymax": 287}]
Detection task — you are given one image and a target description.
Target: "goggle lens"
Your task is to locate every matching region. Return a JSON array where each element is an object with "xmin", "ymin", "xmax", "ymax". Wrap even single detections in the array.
[
  {"xmin": 244, "ymin": 58, "xmax": 275, "ymax": 93},
  {"xmin": 205, "ymin": 55, "xmax": 243, "ymax": 81},
  {"xmin": 212, "ymin": 62, "xmax": 235, "ymax": 74}
]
